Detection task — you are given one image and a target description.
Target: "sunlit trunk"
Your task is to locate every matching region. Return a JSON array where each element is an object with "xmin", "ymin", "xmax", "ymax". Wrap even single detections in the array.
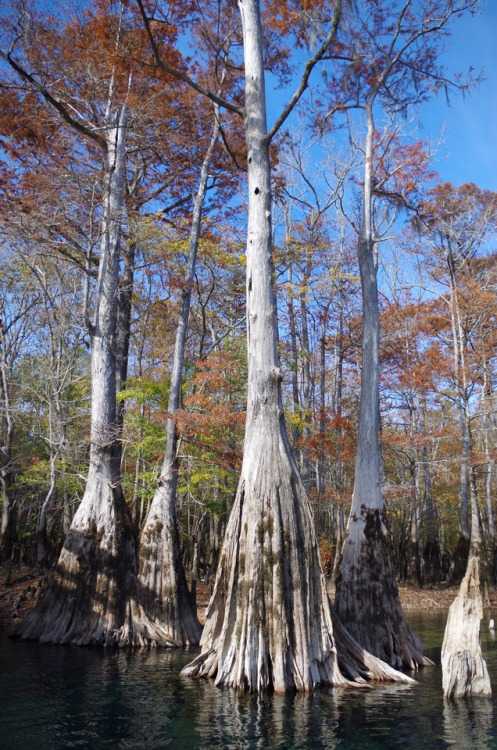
[
  {"xmin": 442, "ymin": 456, "xmax": 491, "ymax": 697},
  {"xmin": 0, "ymin": 311, "xmax": 15, "ymax": 562},
  {"xmin": 182, "ymin": 0, "xmax": 413, "ymax": 692},
  {"xmin": 16, "ymin": 108, "xmax": 144, "ymax": 645}
]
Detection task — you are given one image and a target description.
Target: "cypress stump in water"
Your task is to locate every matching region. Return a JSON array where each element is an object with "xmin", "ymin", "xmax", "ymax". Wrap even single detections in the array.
[{"xmin": 441, "ymin": 557, "xmax": 491, "ymax": 698}]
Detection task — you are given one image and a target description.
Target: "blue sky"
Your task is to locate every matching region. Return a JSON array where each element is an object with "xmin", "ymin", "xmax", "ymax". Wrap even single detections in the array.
[
  {"xmin": 264, "ymin": 2, "xmax": 496, "ymax": 195},
  {"xmin": 417, "ymin": 1, "xmax": 497, "ymax": 191}
]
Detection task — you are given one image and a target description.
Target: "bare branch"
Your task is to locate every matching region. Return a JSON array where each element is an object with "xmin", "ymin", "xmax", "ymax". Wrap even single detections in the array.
[
  {"xmin": 134, "ymin": 0, "xmax": 245, "ymax": 117},
  {"xmin": 267, "ymin": 0, "xmax": 342, "ymax": 142},
  {"xmin": 0, "ymin": 50, "xmax": 108, "ymax": 152}
]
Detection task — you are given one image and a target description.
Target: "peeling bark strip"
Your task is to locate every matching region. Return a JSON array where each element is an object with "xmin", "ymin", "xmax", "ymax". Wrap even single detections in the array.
[{"xmin": 182, "ymin": 0, "xmax": 411, "ymax": 693}]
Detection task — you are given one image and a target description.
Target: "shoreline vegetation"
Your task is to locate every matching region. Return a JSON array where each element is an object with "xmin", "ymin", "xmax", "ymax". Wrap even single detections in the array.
[{"xmin": 2, "ymin": 566, "xmax": 496, "ymax": 630}]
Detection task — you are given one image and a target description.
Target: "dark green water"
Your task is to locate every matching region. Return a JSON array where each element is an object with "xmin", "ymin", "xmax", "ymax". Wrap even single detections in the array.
[{"xmin": 1, "ymin": 611, "xmax": 497, "ymax": 749}]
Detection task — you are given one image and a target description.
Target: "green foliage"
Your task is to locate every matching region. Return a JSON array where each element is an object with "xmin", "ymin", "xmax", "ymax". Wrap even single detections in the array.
[{"xmin": 119, "ymin": 376, "xmax": 170, "ymax": 407}]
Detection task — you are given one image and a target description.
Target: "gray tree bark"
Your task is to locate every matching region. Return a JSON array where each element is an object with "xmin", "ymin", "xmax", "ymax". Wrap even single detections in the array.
[
  {"xmin": 335, "ymin": 102, "xmax": 431, "ymax": 669},
  {"xmin": 116, "ymin": 238, "xmax": 136, "ymax": 440},
  {"xmin": 441, "ymin": 489, "xmax": 491, "ymax": 697},
  {"xmin": 182, "ymin": 0, "xmax": 344, "ymax": 692},
  {"xmin": 15, "ymin": 107, "xmax": 149, "ymax": 645},
  {"xmin": 0, "ymin": 310, "xmax": 16, "ymax": 562},
  {"xmin": 36, "ymin": 451, "xmax": 58, "ymax": 572},
  {"xmin": 446, "ymin": 256, "xmax": 472, "ymax": 581},
  {"xmin": 135, "ymin": 113, "xmax": 220, "ymax": 647},
  {"xmin": 182, "ymin": 0, "xmax": 414, "ymax": 692},
  {"xmin": 418, "ymin": 395, "xmax": 441, "ymax": 583},
  {"xmin": 442, "ymin": 254, "xmax": 492, "ymax": 693},
  {"xmin": 482, "ymin": 398, "xmax": 497, "ymax": 585}
]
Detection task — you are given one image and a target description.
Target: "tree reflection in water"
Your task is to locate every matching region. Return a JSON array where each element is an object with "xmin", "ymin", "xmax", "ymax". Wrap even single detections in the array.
[
  {"xmin": 443, "ymin": 697, "xmax": 494, "ymax": 750},
  {"xmin": 185, "ymin": 682, "xmax": 344, "ymax": 749},
  {"xmin": 2, "ymin": 614, "xmax": 497, "ymax": 749}
]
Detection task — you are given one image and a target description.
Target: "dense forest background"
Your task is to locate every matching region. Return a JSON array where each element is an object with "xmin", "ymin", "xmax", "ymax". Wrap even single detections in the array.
[{"xmin": 1, "ymin": 0, "xmax": 496, "ymax": 597}]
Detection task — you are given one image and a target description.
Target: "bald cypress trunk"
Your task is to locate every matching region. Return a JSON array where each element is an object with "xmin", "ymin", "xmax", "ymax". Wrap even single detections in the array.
[
  {"xmin": 441, "ymin": 468, "xmax": 491, "ymax": 698},
  {"xmin": 15, "ymin": 108, "xmax": 148, "ymax": 646},
  {"xmin": 181, "ymin": 0, "xmax": 342, "ymax": 693},
  {"xmin": 134, "ymin": 117, "xmax": 220, "ymax": 647},
  {"xmin": 0, "ymin": 309, "xmax": 15, "ymax": 563},
  {"xmin": 334, "ymin": 103, "xmax": 431, "ymax": 670},
  {"xmin": 181, "ymin": 0, "xmax": 414, "ymax": 692}
]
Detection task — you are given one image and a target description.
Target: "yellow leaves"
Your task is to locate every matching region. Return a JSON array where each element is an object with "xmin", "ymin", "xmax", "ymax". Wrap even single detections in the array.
[
  {"xmin": 287, "ymin": 409, "xmax": 312, "ymax": 433},
  {"xmin": 328, "ymin": 267, "xmax": 360, "ymax": 285}
]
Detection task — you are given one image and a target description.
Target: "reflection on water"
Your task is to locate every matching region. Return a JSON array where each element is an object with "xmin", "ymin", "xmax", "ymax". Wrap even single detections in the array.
[
  {"xmin": 1, "ymin": 611, "xmax": 497, "ymax": 749},
  {"xmin": 443, "ymin": 697, "xmax": 494, "ymax": 749}
]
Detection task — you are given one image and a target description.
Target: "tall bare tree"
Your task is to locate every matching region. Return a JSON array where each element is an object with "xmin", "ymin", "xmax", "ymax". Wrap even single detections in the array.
[
  {"xmin": 329, "ymin": 0, "xmax": 478, "ymax": 669},
  {"xmin": 136, "ymin": 110, "xmax": 221, "ymax": 646},
  {"xmin": 133, "ymin": 0, "xmax": 414, "ymax": 690}
]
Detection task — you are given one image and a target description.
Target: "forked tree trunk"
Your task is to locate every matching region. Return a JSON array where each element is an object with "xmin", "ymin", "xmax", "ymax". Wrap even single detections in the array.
[
  {"xmin": 15, "ymin": 107, "xmax": 152, "ymax": 646},
  {"xmin": 182, "ymin": 0, "xmax": 413, "ymax": 692},
  {"xmin": 135, "ymin": 115, "xmax": 220, "ymax": 646},
  {"xmin": 335, "ymin": 102, "xmax": 431, "ymax": 670}
]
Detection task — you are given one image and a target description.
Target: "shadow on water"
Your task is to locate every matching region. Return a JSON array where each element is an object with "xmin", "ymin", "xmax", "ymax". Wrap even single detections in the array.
[{"xmin": 2, "ymin": 611, "xmax": 497, "ymax": 749}]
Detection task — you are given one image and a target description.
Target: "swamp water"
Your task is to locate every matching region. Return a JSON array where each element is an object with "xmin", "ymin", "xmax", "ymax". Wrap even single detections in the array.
[{"xmin": 1, "ymin": 611, "xmax": 497, "ymax": 749}]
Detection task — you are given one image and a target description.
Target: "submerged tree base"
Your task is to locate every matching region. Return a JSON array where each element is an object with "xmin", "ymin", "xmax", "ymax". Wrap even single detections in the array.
[
  {"xmin": 441, "ymin": 556, "xmax": 491, "ymax": 699},
  {"xmin": 136, "ymin": 483, "xmax": 202, "ymax": 648},
  {"xmin": 335, "ymin": 507, "xmax": 433, "ymax": 670},
  {"xmin": 181, "ymin": 434, "xmax": 415, "ymax": 693},
  {"xmin": 330, "ymin": 603, "xmax": 415, "ymax": 685},
  {"xmin": 14, "ymin": 478, "xmax": 182, "ymax": 648}
]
